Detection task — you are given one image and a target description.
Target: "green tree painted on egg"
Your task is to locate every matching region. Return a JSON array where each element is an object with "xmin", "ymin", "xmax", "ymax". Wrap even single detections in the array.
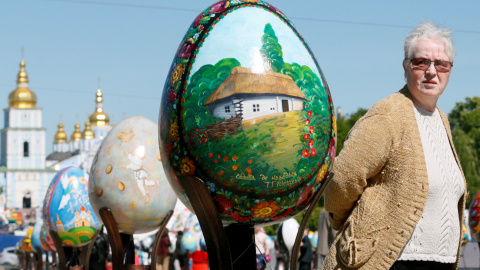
[{"xmin": 260, "ymin": 23, "xmax": 285, "ymax": 72}]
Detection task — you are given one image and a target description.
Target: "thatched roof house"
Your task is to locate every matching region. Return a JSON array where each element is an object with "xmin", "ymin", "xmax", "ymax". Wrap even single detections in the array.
[
  {"xmin": 203, "ymin": 66, "xmax": 306, "ymax": 122},
  {"xmin": 204, "ymin": 67, "xmax": 305, "ymax": 105}
]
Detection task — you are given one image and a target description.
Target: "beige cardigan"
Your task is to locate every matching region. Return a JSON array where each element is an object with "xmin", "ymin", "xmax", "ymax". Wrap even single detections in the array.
[{"xmin": 323, "ymin": 86, "xmax": 466, "ymax": 270}]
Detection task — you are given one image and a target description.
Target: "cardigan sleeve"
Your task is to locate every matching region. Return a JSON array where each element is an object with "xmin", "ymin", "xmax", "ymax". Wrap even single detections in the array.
[{"xmin": 325, "ymin": 112, "xmax": 393, "ymax": 230}]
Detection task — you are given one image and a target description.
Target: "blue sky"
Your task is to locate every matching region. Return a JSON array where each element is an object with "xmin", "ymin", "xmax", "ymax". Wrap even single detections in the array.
[{"xmin": 1, "ymin": 0, "xmax": 480, "ymax": 152}]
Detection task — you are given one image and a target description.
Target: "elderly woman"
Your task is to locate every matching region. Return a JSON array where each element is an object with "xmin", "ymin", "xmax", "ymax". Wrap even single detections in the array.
[{"xmin": 323, "ymin": 22, "xmax": 467, "ymax": 270}]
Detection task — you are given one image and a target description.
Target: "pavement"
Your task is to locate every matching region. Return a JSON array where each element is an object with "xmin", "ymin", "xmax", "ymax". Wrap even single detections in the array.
[{"xmin": 460, "ymin": 241, "xmax": 480, "ymax": 270}]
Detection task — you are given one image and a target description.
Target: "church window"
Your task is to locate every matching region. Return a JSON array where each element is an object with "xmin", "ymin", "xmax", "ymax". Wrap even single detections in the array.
[
  {"xmin": 23, "ymin": 141, "xmax": 29, "ymax": 157},
  {"xmin": 23, "ymin": 192, "xmax": 31, "ymax": 208}
]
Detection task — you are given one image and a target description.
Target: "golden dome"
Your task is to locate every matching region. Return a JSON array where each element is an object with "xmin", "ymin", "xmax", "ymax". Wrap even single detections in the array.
[
  {"xmin": 54, "ymin": 122, "xmax": 68, "ymax": 143},
  {"xmin": 82, "ymin": 121, "xmax": 95, "ymax": 140},
  {"xmin": 89, "ymin": 89, "xmax": 110, "ymax": 126},
  {"xmin": 8, "ymin": 59, "xmax": 37, "ymax": 108},
  {"xmin": 70, "ymin": 122, "xmax": 82, "ymax": 141}
]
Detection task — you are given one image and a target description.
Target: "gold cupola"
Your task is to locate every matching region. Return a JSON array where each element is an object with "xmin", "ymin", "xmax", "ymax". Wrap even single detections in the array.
[
  {"xmin": 82, "ymin": 121, "xmax": 95, "ymax": 140},
  {"xmin": 88, "ymin": 89, "xmax": 110, "ymax": 126},
  {"xmin": 8, "ymin": 59, "xmax": 37, "ymax": 108},
  {"xmin": 70, "ymin": 122, "xmax": 82, "ymax": 141},
  {"xmin": 54, "ymin": 122, "xmax": 68, "ymax": 143}
]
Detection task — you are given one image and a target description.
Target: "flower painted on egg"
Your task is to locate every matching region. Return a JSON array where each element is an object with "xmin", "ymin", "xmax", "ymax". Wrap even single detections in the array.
[
  {"xmin": 169, "ymin": 64, "xmax": 185, "ymax": 86},
  {"xmin": 251, "ymin": 201, "xmax": 281, "ymax": 219},
  {"xmin": 180, "ymin": 157, "xmax": 196, "ymax": 176}
]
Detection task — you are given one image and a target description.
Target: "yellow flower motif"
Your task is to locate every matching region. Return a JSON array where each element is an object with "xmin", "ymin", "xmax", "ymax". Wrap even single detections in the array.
[
  {"xmin": 180, "ymin": 157, "xmax": 196, "ymax": 176},
  {"xmin": 332, "ymin": 113, "xmax": 337, "ymax": 137},
  {"xmin": 251, "ymin": 201, "xmax": 281, "ymax": 219},
  {"xmin": 169, "ymin": 122, "xmax": 179, "ymax": 140},
  {"xmin": 315, "ymin": 163, "xmax": 329, "ymax": 184},
  {"xmin": 169, "ymin": 64, "xmax": 184, "ymax": 86}
]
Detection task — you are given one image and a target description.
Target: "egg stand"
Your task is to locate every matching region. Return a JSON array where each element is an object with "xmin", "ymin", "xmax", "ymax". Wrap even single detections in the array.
[
  {"xmin": 50, "ymin": 228, "xmax": 100, "ymax": 270},
  {"xmin": 180, "ymin": 173, "xmax": 333, "ymax": 270},
  {"xmin": 33, "ymin": 246, "xmax": 43, "ymax": 270},
  {"xmin": 98, "ymin": 207, "xmax": 174, "ymax": 270}
]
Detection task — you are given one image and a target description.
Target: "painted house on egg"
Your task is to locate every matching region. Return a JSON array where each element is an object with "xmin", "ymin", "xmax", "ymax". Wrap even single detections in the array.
[{"xmin": 203, "ymin": 67, "xmax": 305, "ymax": 122}]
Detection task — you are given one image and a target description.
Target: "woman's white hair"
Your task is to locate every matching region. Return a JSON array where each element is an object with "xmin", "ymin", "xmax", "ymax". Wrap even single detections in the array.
[{"xmin": 404, "ymin": 21, "xmax": 455, "ymax": 62}]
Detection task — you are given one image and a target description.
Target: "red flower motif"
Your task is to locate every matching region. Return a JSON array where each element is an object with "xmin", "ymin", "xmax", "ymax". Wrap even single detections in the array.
[
  {"xmin": 308, "ymin": 140, "xmax": 314, "ymax": 148},
  {"xmin": 228, "ymin": 211, "xmax": 252, "ymax": 223},
  {"xmin": 177, "ymin": 38, "xmax": 194, "ymax": 59},
  {"xmin": 271, "ymin": 208, "xmax": 293, "ymax": 220},
  {"xmin": 303, "ymin": 133, "xmax": 309, "ymax": 141},
  {"xmin": 309, "ymin": 126, "xmax": 315, "ymax": 134},
  {"xmin": 166, "ymin": 87, "xmax": 177, "ymax": 102},
  {"xmin": 307, "ymin": 110, "xmax": 313, "ymax": 117},
  {"xmin": 305, "ymin": 119, "xmax": 310, "ymax": 125},
  {"xmin": 310, "ymin": 148, "xmax": 317, "ymax": 157},
  {"xmin": 215, "ymin": 194, "xmax": 234, "ymax": 214},
  {"xmin": 302, "ymin": 149, "xmax": 310, "ymax": 158},
  {"xmin": 210, "ymin": 1, "xmax": 229, "ymax": 13},
  {"xmin": 296, "ymin": 185, "xmax": 315, "ymax": 207},
  {"xmin": 193, "ymin": 13, "xmax": 204, "ymax": 27}
]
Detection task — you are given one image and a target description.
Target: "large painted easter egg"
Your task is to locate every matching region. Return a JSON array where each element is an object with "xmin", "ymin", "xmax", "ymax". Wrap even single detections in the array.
[
  {"xmin": 159, "ymin": 0, "xmax": 335, "ymax": 226},
  {"xmin": 89, "ymin": 116, "xmax": 177, "ymax": 234},
  {"xmin": 469, "ymin": 190, "xmax": 480, "ymax": 241},
  {"xmin": 43, "ymin": 167, "xmax": 102, "ymax": 247}
]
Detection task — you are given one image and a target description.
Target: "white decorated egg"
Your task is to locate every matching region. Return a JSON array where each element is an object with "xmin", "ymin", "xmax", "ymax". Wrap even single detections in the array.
[{"xmin": 89, "ymin": 116, "xmax": 177, "ymax": 234}]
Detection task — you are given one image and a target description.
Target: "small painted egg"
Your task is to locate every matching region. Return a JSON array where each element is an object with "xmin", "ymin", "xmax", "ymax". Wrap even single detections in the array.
[
  {"xmin": 180, "ymin": 231, "xmax": 197, "ymax": 253},
  {"xmin": 468, "ymin": 190, "xmax": 480, "ymax": 241},
  {"xmin": 43, "ymin": 167, "xmax": 102, "ymax": 247},
  {"xmin": 159, "ymin": 0, "xmax": 335, "ymax": 226},
  {"xmin": 31, "ymin": 220, "xmax": 44, "ymax": 252},
  {"xmin": 89, "ymin": 116, "xmax": 177, "ymax": 234},
  {"xmin": 40, "ymin": 221, "xmax": 55, "ymax": 252}
]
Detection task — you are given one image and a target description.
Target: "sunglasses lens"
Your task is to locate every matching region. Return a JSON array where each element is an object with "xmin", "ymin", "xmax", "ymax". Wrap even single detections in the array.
[
  {"xmin": 411, "ymin": 58, "xmax": 430, "ymax": 68},
  {"xmin": 434, "ymin": 60, "xmax": 452, "ymax": 72},
  {"xmin": 410, "ymin": 58, "xmax": 452, "ymax": 72}
]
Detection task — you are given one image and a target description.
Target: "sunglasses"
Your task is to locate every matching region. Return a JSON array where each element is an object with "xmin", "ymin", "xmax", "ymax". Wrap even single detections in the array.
[{"xmin": 409, "ymin": 58, "xmax": 453, "ymax": 73}]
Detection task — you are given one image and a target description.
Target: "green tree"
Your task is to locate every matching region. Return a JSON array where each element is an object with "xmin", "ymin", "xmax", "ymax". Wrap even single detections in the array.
[
  {"xmin": 449, "ymin": 97, "xmax": 480, "ymax": 206},
  {"xmin": 260, "ymin": 23, "xmax": 284, "ymax": 72}
]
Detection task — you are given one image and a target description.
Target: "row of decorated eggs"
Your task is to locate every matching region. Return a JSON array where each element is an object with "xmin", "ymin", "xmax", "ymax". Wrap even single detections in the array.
[
  {"xmin": 41, "ymin": 116, "xmax": 177, "ymax": 249},
  {"xmin": 40, "ymin": 0, "xmax": 336, "ymax": 250}
]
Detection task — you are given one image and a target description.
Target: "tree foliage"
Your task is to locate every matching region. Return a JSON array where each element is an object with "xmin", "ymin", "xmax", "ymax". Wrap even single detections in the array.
[
  {"xmin": 449, "ymin": 96, "xmax": 480, "ymax": 206},
  {"xmin": 335, "ymin": 108, "xmax": 368, "ymax": 155},
  {"xmin": 260, "ymin": 23, "xmax": 285, "ymax": 72}
]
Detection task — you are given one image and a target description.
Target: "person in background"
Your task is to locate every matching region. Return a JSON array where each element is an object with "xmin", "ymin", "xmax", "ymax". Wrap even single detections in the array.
[
  {"xmin": 89, "ymin": 226, "xmax": 109, "ymax": 270},
  {"xmin": 255, "ymin": 227, "xmax": 270, "ymax": 270},
  {"xmin": 299, "ymin": 227, "xmax": 313, "ymax": 270},
  {"xmin": 323, "ymin": 21, "xmax": 466, "ymax": 270},
  {"xmin": 313, "ymin": 209, "xmax": 337, "ymax": 270},
  {"xmin": 173, "ymin": 231, "xmax": 187, "ymax": 270},
  {"xmin": 156, "ymin": 228, "xmax": 171, "ymax": 270}
]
